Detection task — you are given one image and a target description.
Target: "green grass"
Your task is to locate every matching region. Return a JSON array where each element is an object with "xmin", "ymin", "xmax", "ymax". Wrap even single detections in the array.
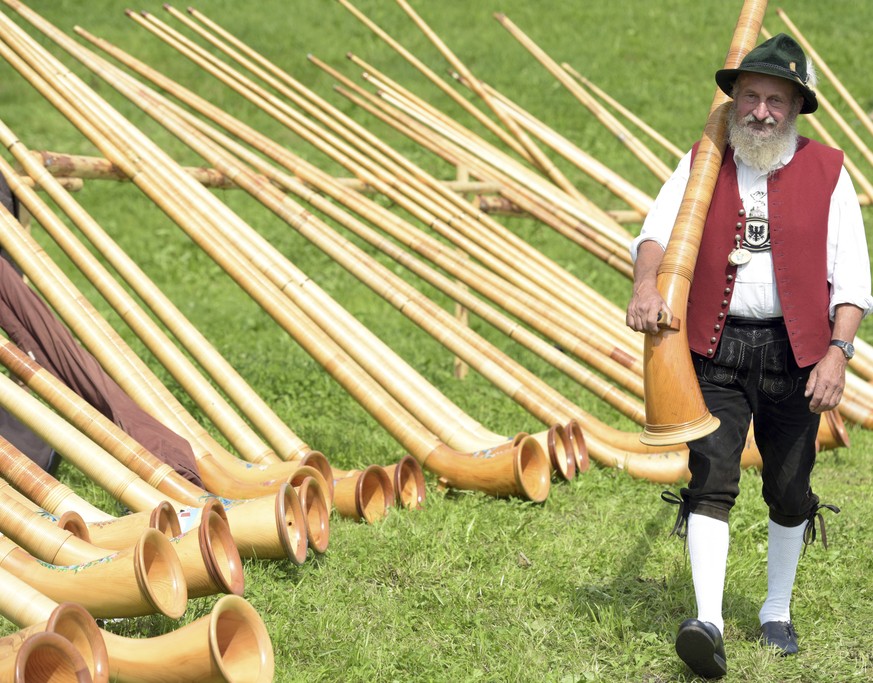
[{"xmin": 1, "ymin": 1, "xmax": 872, "ymax": 681}]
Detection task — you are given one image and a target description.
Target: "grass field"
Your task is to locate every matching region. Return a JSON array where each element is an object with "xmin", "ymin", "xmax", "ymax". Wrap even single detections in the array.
[{"xmin": 0, "ymin": 1, "xmax": 872, "ymax": 681}]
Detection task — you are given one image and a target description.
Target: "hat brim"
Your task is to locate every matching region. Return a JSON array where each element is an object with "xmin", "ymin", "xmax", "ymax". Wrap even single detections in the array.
[{"xmin": 715, "ymin": 66, "xmax": 818, "ymax": 114}]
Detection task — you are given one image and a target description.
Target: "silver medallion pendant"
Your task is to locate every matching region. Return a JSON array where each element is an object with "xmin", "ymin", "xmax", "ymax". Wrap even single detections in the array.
[{"xmin": 728, "ymin": 247, "xmax": 752, "ymax": 266}]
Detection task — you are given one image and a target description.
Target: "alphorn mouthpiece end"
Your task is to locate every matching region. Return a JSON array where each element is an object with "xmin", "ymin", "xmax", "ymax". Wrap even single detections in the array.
[
  {"xmin": 345, "ymin": 51, "xmax": 355, "ymax": 60},
  {"xmin": 187, "ymin": 6, "xmax": 195, "ymax": 13},
  {"xmin": 162, "ymin": 3, "xmax": 171, "ymax": 10},
  {"xmin": 140, "ymin": 9, "xmax": 151, "ymax": 17},
  {"xmin": 494, "ymin": 12, "xmax": 506, "ymax": 22}
]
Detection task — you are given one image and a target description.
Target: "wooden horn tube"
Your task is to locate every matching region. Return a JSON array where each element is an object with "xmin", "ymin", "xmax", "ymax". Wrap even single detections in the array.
[
  {"xmin": 168, "ymin": 497, "xmax": 245, "ymax": 599},
  {"xmin": 381, "ymin": 454, "xmax": 426, "ymax": 510},
  {"xmin": 220, "ymin": 482, "xmax": 310, "ymax": 564},
  {"xmin": 818, "ymin": 408, "xmax": 850, "ymax": 451},
  {"xmin": 5, "ymin": 631, "xmax": 91, "ymax": 683},
  {"xmin": 331, "ymin": 465, "xmax": 393, "ymax": 523},
  {"xmin": 0, "ymin": 529, "xmax": 187, "ymax": 619},
  {"xmin": 640, "ymin": 0, "xmax": 768, "ymax": 445},
  {"xmin": 0, "ymin": 602, "xmax": 107, "ymax": 683},
  {"xmin": 100, "ymin": 594, "xmax": 274, "ymax": 683},
  {"xmin": 421, "ymin": 435, "xmax": 550, "ymax": 502},
  {"xmin": 81, "ymin": 501, "xmax": 181, "ymax": 550}
]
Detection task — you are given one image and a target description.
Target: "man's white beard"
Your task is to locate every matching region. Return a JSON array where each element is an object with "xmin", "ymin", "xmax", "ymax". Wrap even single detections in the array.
[{"xmin": 727, "ymin": 107, "xmax": 799, "ymax": 174}]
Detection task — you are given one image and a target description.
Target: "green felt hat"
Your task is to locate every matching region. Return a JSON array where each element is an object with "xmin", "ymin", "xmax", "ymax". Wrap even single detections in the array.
[{"xmin": 715, "ymin": 33, "xmax": 817, "ymax": 114}]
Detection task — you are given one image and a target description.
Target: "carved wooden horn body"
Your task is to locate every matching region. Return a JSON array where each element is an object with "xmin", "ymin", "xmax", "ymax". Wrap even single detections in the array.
[
  {"xmin": 100, "ymin": 595, "xmax": 274, "ymax": 683},
  {"xmin": 0, "ymin": 602, "xmax": 107, "ymax": 683},
  {"xmin": 641, "ymin": 0, "xmax": 768, "ymax": 445},
  {"xmin": 0, "ymin": 529, "xmax": 187, "ymax": 619}
]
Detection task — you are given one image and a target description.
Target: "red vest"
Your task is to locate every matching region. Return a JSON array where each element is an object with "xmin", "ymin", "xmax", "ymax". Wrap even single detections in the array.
[{"xmin": 687, "ymin": 137, "xmax": 843, "ymax": 367}]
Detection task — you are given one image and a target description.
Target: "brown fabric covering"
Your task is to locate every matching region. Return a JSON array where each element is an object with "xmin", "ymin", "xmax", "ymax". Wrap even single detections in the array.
[{"xmin": 0, "ymin": 255, "xmax": 203, "ymax": 488}]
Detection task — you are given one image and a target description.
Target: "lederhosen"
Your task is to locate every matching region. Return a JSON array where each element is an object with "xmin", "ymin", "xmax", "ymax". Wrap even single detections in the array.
[{"xmin": 680, "ymin": 139, "xmax": 842, "ymax": 527}]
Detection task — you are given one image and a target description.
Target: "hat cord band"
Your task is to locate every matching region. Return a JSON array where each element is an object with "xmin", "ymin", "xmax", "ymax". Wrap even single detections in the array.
[{"xmin": 742, "ymin": 61, "xmax": 807, "ymax": 85}]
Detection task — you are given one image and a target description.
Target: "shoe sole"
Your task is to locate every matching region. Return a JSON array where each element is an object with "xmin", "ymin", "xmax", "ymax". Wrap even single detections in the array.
[{"xmin": 676, "ymin": 624, "xmax": 727, "ymax": 679}]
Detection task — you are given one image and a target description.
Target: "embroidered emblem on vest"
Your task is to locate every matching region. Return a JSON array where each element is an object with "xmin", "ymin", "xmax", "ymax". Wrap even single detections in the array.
[
  {"xmin": 744, "ymin": 189, "xmax": 770, "ymax": 252},
  {"xmin": 744, "ymin": 217, "xmax": 769, "ymax": 250}
]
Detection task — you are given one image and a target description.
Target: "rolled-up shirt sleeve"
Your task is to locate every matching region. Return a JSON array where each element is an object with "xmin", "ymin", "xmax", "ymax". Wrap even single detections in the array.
[
  {"xmin": 629, "ymin": 152, "xmax": 691, "ymax": 262},
  {"xmin": 828, "ymin": 167, "xmax": 873, "ymax": 319}
]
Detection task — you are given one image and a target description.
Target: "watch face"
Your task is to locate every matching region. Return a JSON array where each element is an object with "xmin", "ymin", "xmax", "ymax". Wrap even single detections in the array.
[{"xmin": 846, "ymin": 343, "xmax": 855, "ymax": 359}]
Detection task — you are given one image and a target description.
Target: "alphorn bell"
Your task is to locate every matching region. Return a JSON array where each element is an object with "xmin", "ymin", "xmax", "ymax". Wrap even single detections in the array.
[
  {"xmin": 0, "ymin": 601, "xmax": 107, "ymax": 683},
  {"xmin": 2, "ymin": 631, "xmax": 92, "ymax": 683},
  {"xmin": 641, "ymin": 0, "xmax": 768, "ymax": 445}
]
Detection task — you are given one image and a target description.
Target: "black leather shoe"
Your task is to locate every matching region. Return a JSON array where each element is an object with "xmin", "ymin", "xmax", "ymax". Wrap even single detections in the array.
[
  {"xmin": 675, "ymin": 618, "xmax": 727, "ymax": 679},
  {"xmin": 760, "ymin": 620, "xmax": 799, "ymax": 655}
]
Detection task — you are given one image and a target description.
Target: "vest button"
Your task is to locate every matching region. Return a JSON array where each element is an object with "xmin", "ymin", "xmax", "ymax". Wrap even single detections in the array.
[
  {"xmin": 726, "ymin": 275, "xmax": 734, "ymax": 282},
  {"xmin": 721, "ymin": 299, "xmax": 729, "ymax": 306},
  {"xmin": 718, "ymin": 312, "xmax": 725, "ymax": 319},
  {"xmin": 710, "ymin": 336, "xmax": 717, "ymax": 343},
  {"xmin": 736, "ymin": 222, "xmax": 743, "ymax": 229},
  {"xmin": 707, "ymin": 349, "xmax": 714, "ymax": 356},
  {"xmin": 714, "ymin": 324, "xmax": 721, "ymax": 331},
  {"xmin": 738, "ymin": 208, "xmax": 746, "ymax": 216},
  {"xmin": 723, "ymin": 287, "xmax": 731, "ymax": 295}
]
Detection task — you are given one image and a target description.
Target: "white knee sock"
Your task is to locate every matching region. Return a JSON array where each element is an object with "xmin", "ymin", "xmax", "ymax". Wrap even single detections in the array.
[
  {"xmin": 759, "ymin": 518, "xmax": 806, "ymax": 625},
  {"xmin": 687, "ymin": 512, "xmax": 730, "ymax": 635}
]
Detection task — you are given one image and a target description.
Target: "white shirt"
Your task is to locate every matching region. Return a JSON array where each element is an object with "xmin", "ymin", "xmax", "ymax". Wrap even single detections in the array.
[{"xmin": 631, "ymin": 146, "xmax": 873, "ymax": 320}]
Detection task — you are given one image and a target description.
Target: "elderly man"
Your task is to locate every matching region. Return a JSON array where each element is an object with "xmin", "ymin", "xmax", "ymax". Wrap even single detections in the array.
[{"xmin": 626, "ymin": 33, "xmax": 873, "ymax": 678}]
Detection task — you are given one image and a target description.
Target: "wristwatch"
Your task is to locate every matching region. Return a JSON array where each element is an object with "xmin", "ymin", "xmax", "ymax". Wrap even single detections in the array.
[{"xmin": 830, "ymin": 339, "xmax": 855, "ymax": 360}]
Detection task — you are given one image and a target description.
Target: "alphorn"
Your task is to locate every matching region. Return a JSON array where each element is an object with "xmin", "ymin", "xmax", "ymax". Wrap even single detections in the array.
[
  {"xmin": 561, "ymin": 65, "xmax": 685, "ymax": 160},
  {"xmin": 639, "ymin": 0, "xmax": 768, "ymax": 445},
  {"xmin": 333, "ymin": 0, "xmax": 534, "ymax": 163},
  {"xmin": 0, "ymin": 566, "xmax": 274, "ymax": 683},
  {"xmin": 0, "ymin": 108, "xmax": 347, "ymax": 499},
  {"xmin": 0, "ymin": 630, "xmax": 92, "ymax": 683},
  {"xmin": 330, "ymin": 0, "xmax": 631, "ymax": 251},
  {"xmin": 0, "ymin": 602, "xmax": 107, "ymax": 683},
  {"xmin": 0, "ymin": 529, "xmax": 187, "ymax": 619}
]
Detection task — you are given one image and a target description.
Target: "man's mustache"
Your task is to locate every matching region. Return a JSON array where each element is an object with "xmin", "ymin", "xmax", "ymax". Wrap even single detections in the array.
[{"xmin": 743, "ymin": 112, "xmax": 777, "ymax": 126}]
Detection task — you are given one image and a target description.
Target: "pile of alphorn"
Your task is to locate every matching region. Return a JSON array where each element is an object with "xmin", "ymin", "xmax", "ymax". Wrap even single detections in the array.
[{"xmin": 0, "ymin": 0, "xmax": 870, "ymax": 680}]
